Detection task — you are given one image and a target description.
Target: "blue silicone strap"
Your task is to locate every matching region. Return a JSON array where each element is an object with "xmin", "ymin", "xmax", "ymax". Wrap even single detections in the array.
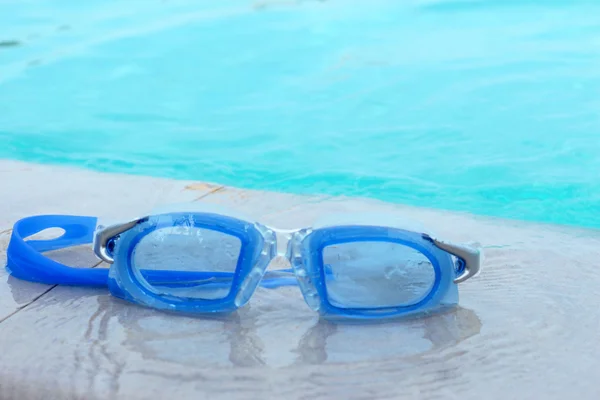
[
  {"xmin": 6, "ymin": 215, "xmax": 108, "ymax": 286},
  {"xmin": 6, "ymin": 215, "xmax": 298, "ymax": 288}
]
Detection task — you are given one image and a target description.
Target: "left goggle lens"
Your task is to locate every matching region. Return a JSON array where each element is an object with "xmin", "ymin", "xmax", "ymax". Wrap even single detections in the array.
[{"xmin": 131, "ymin": 225, "xmax": 241, "ymax": 300}]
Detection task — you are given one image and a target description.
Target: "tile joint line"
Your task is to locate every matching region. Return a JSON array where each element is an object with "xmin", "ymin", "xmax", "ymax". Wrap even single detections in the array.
[
  {"xmin": 193, "ymin": 185, "xmax": 225, "ymax": 202},
  {"xmin": 0, "ymin": 284, "xmax": 58, "ymax": 325},
  {"xmin": 0, "ymin": 259, "xmax": 104, "ymax": 325}
]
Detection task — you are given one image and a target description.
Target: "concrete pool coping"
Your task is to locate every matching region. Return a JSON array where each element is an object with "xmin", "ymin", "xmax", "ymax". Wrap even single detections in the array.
[{"xmin": 1, "ymin": 159, "xmax": 600, "ymax": 400}]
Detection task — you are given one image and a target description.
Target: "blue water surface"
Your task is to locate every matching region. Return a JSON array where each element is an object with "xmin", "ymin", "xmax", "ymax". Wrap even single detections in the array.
[{"xmin": 1, "ymin": 0, "xmax": 600, "ymax": 228}]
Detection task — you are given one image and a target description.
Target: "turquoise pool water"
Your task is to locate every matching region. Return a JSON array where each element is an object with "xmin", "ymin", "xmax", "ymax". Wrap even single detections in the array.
[{"xmin": 1, "ymin": 0, "xmax": 600, "ymax": 228}]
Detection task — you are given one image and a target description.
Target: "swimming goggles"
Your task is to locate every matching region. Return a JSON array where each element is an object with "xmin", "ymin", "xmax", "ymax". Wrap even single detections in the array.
[{"xmin": 5, "ymin": 205, "xmax": 481, "ymax": 321}]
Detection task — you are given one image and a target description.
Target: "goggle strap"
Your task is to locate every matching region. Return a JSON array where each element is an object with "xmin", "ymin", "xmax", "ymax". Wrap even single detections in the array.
[{"xmin": 6, "ymin": 215, "xmax": 109, "ymax": 286}]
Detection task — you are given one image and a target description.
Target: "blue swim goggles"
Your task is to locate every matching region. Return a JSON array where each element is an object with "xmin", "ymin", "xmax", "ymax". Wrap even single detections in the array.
[{"xmin": 6, "ymin": 206, "xmax": 481, "ymax": 321}]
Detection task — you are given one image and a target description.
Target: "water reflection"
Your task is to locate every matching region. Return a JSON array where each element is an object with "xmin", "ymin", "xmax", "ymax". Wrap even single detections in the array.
[
  {"xmin": 92, "ymin": 295, "xmax": 481, "ymax": 368},
  {"xmin": 297, "ymin": 307, "xmax": 481, "ymax": 365}
]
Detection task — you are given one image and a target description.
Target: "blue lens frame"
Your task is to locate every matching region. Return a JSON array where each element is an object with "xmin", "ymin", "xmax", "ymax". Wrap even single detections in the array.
[
  {"xmin": 5, "ymin": 211, "xmax": 479, "ymax": 321},
  {"xmin": 288, "ymin": 225, "xmax": 458, "ymax": 321},
  {"xmin": 108, "ymin": 212, "xmax": 275, "ymax": 314}
]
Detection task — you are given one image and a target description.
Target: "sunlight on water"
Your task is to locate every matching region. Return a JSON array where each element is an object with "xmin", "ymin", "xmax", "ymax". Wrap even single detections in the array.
[{"xmin": 1, "ymin": 0, "xmax": 600, "ymax": 228}]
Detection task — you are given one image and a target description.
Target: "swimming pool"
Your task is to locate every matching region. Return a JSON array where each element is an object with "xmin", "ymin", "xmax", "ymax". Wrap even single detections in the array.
[{"xmin": 1, "ymin": 0, "xmax": 600, "ymax": 228}]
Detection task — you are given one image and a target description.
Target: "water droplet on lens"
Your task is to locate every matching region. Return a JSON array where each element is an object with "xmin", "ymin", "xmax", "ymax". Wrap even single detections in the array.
[
  {"xmin": 384, "ymin": 265, "xmax": 396, "ymax": 279},
  {"xmin": 296, "ymin": 269, "xmax": 307, "ymax": 277}
]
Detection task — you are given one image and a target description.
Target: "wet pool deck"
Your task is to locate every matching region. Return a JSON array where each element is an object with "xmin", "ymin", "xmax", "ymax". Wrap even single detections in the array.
[{"xmin": 1, "ymin": 160, "xmax": 600, "ymax": 400}]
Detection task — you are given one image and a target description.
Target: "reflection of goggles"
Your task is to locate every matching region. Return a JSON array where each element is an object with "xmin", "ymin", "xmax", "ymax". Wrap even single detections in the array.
[{"xmin": 6, "ymin": 208, "xmax": 481, "ymax": 321}]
